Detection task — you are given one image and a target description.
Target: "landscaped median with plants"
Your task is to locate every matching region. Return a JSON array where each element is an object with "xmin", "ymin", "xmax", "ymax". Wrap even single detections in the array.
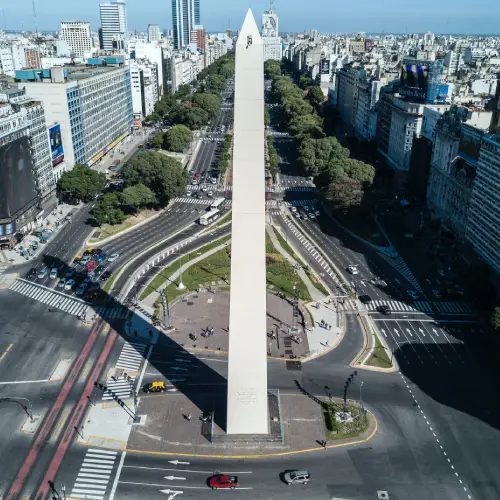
[
  {"xmin": 365, "ymin": 332, "xmax": 392, "ymax": 369},
  {"xmin": 141, "ymin": 230, "xmax": 313, "ymax": 312},
  {"xmin": 322, "ymin": 400, "xmax": 369, "ymax": 441}
]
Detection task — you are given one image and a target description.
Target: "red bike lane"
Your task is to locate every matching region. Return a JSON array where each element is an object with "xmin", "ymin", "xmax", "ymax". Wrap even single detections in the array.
[{"xmin": 5, "ymin": 319, "xmax": 105, "ymax": 500}]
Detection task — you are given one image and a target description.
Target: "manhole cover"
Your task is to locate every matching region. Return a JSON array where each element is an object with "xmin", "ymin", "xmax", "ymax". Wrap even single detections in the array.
[{"xmin": 377, "ymin": 492, "xmax": 389, "ymax": 500}]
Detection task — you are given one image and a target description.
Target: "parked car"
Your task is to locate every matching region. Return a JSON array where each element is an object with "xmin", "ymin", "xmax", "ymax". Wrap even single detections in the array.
[
  {"xmin": 27, "ymin": 268, "xmax": 37, "ymax": 279},
  {"xmin": 37, "ymin": 267, "xmax": 48, "ymax": 279},
  {"xmin": 49, "ymin": 268, "xmax": 58, "ymax": 280},
  {"xmin": 96, "ymin": 252, "xmax": 107, "ymax": 262},
  {"xmin": 76, "ymin": 283, "xmax": 88, "ymax": 296},
  {"xmin": 209, "ymin": 474, "xmax": 239, "ymax": 490},
  {"xmin": 58, "ymin": 278, "xmax": 67, "ymax": 289},
  {"xmin": 85, "ymin": 261, "xmax": 97, "ymax": 272},
  {"xmin": 283, "ymin": 470, "xmax": 311, "ymax": 485},
  {"xmin": 65, "ymin": 268, "xmax": 75, "ymax": 278},
  {"xmin": 100, "ymin": 271, "xmax": 112, "ymax": 282},
  {"xmin": 107, "ymin": 253, "xmax": 119, "ymax": 262},
  {"xmin": 65, "ymin": 279, "xmax": 76, "ymax": 290}
]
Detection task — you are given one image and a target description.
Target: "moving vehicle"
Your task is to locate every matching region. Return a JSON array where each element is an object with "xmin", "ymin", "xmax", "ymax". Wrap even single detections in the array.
[
  {"xmin": 210, "ymin": 197, "xmax": 225, "ymax": 210},
  {"xmin": 209, "ymin": 474, "xmax": 239, "ymax": 490},
  {"xmin": 143, "ymin": 381, "xmax": 166, "ymax": 393},
  {"xmin": 65, "ymin": 279, "xmax": 76, "ymax": 290},
  {"xmin": 85, "ymin": 290, "xmax": 98, "ymax": 301},
  {"xmin": 199, "ymin": 209, "xmax": 220, "ymax": 226},
  {"xmin": 73, "ymin": 255, "xmax": 82, "ymax": 263},
  {"xmin": 49, "ymin": 268, "xmax": 58, "ymax": 280},
  {"xmin": 37, "ymin": 267, "xmax": 48, "ymax": 279},
  {"xmin": 377, "ymin": 304, "xmax": 391, "ymax": 315},
  {"xmin": 347, "ymin": 265, "xmax": 359, "ymax": 275},
  {"xmin": 359, "ymin": 295, "xmax": 372, "ymax": 303},
  {"xmin": 81, "ymin": 255, "xmax": 92, "ymax": 265},
  {"xmin": 91, "ymin": 248, "xmax": 103, "ymax": 256},
  {"xmin": 100, "ymin": 271, "xmax": 112, "ymax": 281},
  {"xmin": 290, "ymin": 207, "xmax": 297, "ymax": 213},
  {"xmin": 111, "ymin": 159, "xmax": 121, "ymax": 167},
  {"xmin": 107, "ymin": 253, "xmax": 119, "ymax": 262},
  {"xmin": 283, "ymin": 470, "xmax": 311, "ymax": 485},
  {"xmin": 83, "ymin": 248, "xmax": 94, "ymax": 256}
]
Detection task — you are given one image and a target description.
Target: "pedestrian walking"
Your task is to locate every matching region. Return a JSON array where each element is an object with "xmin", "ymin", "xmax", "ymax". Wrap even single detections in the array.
[
  {"xmin": 186, "ymin": 413, "xmax": 192, "ymax": 422},
  {"xmin": 322, "ymin": 440, "xmax": 327, "ymax": 449}
]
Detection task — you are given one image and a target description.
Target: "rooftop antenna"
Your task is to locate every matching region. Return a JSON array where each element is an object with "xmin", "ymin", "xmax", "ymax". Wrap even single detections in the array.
[{"xmin": 32, "ymin": 0, "xmax": 38, "ymax": 35}]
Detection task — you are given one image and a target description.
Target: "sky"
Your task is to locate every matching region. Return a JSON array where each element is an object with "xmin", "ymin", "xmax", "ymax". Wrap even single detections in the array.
[{"xmin": 2, "ymin": 0, "xmax": 500, "ymax": 35}]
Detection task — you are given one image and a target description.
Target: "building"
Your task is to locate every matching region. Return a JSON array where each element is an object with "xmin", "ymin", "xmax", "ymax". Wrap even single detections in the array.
[
  {"xmin": 190, "ymin": 25, "xmax": 206, "ymax": 64},
  {"xmin": 0, "ymin": 84, "xmax": 57, "ymax": 242},
  {"xmin": 466, "ymin": 134, "xmax": 500, "ymax": 274},
  {"xmin": 426, "ymin": 108, "xmax": 480, "ymax": 238},
  {"xmin": 129, "ymin": 60, "xmax": 158, "ymax": 120},
  {"xmin": 147, "ymin": 24, "xmax": 161, "ymax": 43},
  {"xmin": 400, "ymin": 58, "xmax": 448, "ymax": 104},
  {"xmin": 261, "ymin": 8, "xmax": 281, "ymax": 61},
  {"xmin": 60, "ymin": 22, "xmax": 92, "ymax": 57},
  {"xmin": 17, "ymin": 62, "xmax": 133, "ymax": 168},
  {"xmin": 0, "ymin": 45, "xmax": 15, "ymax": 77},
  {"xmin": 24, "ymin": 48, "xmax": 41, "ymax": 69},
  {"xmin": 355, "ymin": 77, "xmax": 383, "ymax": 141},
  {"xmin": 172, "ymin": 0, "xmax": 200, "ymax": 50},
  {"xmin": 337, "ymin": 67, "xmax": 361, "ymax": 129},
  {"xmin": 99, "ymin": 0, "xmax": 128, "ymax": 51}
]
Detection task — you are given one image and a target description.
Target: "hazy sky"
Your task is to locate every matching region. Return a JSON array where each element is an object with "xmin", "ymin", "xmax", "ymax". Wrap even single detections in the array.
[{"xmin": 3, "ymin": 0, "xmax": 500, "ymax": 34}]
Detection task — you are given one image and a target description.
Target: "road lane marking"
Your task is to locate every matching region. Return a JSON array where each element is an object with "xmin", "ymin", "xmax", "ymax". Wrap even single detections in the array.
[
  {"xmin": 0, "ymin": 379, "xmax": 50, "ymax": 385},
  {"xmin": 0, "ymin": 343, "xmax": 13, "ymax": 361},
  {"xmin": 122, "ymin": 466, "xmax": 252, "ymax": 474},
  {"xmin": 109, "ymin": 451, "xmax": 126, "ymax": 500},
  {"xmin": 118, "ymin": 482, "xmax": 253, "ymax": 490}
]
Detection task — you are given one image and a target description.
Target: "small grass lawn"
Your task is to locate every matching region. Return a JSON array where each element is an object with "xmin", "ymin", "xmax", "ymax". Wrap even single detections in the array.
[
  {"xmin": 322, "ymin": 401, "xmax": 369, "ymax": 441},
  {"xmin": 365, "ymin": 332, "xmax": 392, "ymax": 369},
  {"xmin": 90, "ymin": 209, "xmax": 161, "ymax": 243}
]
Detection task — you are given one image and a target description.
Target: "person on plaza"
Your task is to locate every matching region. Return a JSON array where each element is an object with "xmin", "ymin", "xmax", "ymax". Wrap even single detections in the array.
[{"xmin": 186, "ymin": 413, "xmax": 192, "ymax": 422}]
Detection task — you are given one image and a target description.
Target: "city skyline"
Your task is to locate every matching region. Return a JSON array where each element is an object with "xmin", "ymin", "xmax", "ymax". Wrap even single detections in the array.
[{"xmin": 1, "ymin": 0, "xmax": 499, "ymax": 34}]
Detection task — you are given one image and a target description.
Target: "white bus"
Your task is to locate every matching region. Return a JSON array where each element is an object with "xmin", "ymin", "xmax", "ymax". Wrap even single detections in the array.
[
  {"xmin": 210, "ymin": 197, "xmax": 225, "ymax": 210},
  {"xmin": 199, "ymin": 209, "xmax": 220, "ymax": 226}
]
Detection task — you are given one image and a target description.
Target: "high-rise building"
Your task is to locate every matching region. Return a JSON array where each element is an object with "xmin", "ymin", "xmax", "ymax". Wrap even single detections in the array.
[
  {"xmin": 17, "ymin": 62, "xmax": 133, "ymax": 168},
  {"xmin": 172, "ymin": 0, "xmax": 201, "ymax": 50},
  {"xmin": 190, "ymin": 25, "xmax": 206, "ymax": 64},
  {"xmin": 261, "ymin": 8, "xmax": 281, "ymax": 61},
  {"xmin": 129, "ymin": 60, "xmax": 159, "ymax": 120},
  {"xmin": 148, "ymin": 24, "xmax": 161, "ymax": 43},
  {"xmin": 60, "ymin": 22, "xmax": 92, "ymax": 57},
  {"xmin": 99, "ymin": 0, "xmax": 128, "ymax": 52}
]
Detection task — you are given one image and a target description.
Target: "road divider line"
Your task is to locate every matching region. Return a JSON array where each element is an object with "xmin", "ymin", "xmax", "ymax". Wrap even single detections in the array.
[
  {"xmin": 109, "ymin": 451, "xmax": 127, "ymax": 500},
  {"xmin": 118, "ymin": 481, "xmax": 253, "ymax": 490},
  {"xmin": 0, "ymin": 343, "xmax": 13, "ymax": 361},
  {"xmin": 122, "ymin": 466, "xmax": 252, "ymax": 474}
]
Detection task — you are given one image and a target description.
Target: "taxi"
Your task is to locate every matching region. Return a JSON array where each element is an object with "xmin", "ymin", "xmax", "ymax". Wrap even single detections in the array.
[{"xmin": 143, "ymin": 381, "xmax": 166, "ymax": 393}]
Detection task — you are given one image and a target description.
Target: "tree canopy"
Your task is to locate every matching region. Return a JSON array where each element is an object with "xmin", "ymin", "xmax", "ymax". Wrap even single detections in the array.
[
  {"xmin": 324, "ymin": 177, "xmax": 364, "ymax": 211},
  {"xmin": 121, "ymin": 151, "xmax": 189, "ymax": 206},
  {"xmin": 93, "ymin": 193, "xmax": 126, "ymax": 226},
  {"xmin": 264, "ymin": 60, "xmax": 281, "ymax": 79},
  {"xmin": 151, "ymin": 133, "xmax": 164, "ymax": 149},
  {"xmin": 192, "ymin": 92, "xmax": 221, "ymax": 120},
  {"xmin": 163, "ymin": 125, "xmax": 193, "ymax": 152},
  {"xmin": 307, "ymin": 85, "xmax": 325, "ymax": 107},
  {"xmin": 58, "ymin": 164, "xmax": 106, "ymax": 201},
  {"xmin": 119, "ymin": 183, "xmax": 156, "ymax": 212},
  {"xmin": 298, "ymin": 136, "xmax": 350, "ymax": 178},
  {"xmin": 204, "ymin": 74, "xmax": 226, "ymax": 94}
]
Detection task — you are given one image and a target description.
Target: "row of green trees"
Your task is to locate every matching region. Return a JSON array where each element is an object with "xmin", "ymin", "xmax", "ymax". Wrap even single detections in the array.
[
  {"xmin": 151, "ymin": 124, "xmax": 193, "ymax": 152},
  {"xmin": 265, "ymin": 59, "xmax": 375, "ymax": 211},
  {"xmin": 218, "ymin": 134, "xmax": 233, "ymax": 175},
  {"xmin": 267, "ymin": 135, "xmax": 279, "ymax": 181}
]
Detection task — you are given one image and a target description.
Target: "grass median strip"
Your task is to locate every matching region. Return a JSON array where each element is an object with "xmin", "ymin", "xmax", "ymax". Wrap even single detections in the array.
[
  {"xmin": 365, "ymin": 332, "xmax": 392, "ymax": 369},
  {"xmin": 322, "ymin": 401, "xmax": 369, "ymax": 441}
]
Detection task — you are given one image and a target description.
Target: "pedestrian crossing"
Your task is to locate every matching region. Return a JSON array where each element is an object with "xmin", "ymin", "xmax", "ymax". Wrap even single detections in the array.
[
  {"xmin": 173, "ymin": 197, "xmax": 232, "ymax": 207},
  {"xmin": 187, "ymin": 184, "xmax": 318, "ymax": 193},
  {"xmin": 0, "ymin": 266, "xmax": 8, "ymax": 274},
  {"xmin": 378, "ymin": 253, "xmax": 423, "ymax": 292},
  {"xmin": 115, "ymin": 341, "xmax": 147, "ymax": 374},
  {"xmin": 366, "ymin": 300, "xmax": 433, "ymax": 313},
  {"xmin": 102, "ymin": 375, "xmax": 137, "ymax": 401},
  {"xmin": 70, "ymin": 448, "xmax": 118, "ymax": 500},
  {"xmin": 9, "ymin": 278, "xmax": 89, "ymax": 317},
  {"xmin": 95, "ymin": 307, "xmax": 130, "ymax": 320},
  {"xmin": 282, "ymin": 199, "xmax": 317, "ymax": 207},
  {"xmin": 434, "ymin": 301, "xmax": 472, "ymax": 314},
  {"xmin": 174, "ymin": 197, "xmax": 318, "ymax": 209}
]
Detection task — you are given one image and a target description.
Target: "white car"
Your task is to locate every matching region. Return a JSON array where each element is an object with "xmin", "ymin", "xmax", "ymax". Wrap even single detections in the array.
[
  {"xmin": 49, "ymin": 268, "xmax": 58, "ymax": 279},
  {"xmin": 290, "ymin": 207, "xmax": 298, "ymax": 213},
  {"xmin": 407, "ymin": 290, "xmax": 419, "ymax": 300},
  {"xmin": 107, "ymin": 253, "xmax": 119, "ymax": 262},
  {"xmin": 201, "ymin": 186, "xmax": 208, "ymax": 192},
  {"xmin": 65, "ymin": 279, "xmax": 76, "ymax": 290},
  {"xmin": 58, "ymin": 278, "xmax": 66, "ymax": 289},
  {"xmin": 347, "ymin": 266, "xmax": 359, "ymax": 275}
]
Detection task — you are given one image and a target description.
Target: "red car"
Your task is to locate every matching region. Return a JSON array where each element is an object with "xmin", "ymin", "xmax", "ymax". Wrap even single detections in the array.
[
  {"xmin": 209, "ymin": 474, "xmax": 239, "ymax": 490},
  {"xmin": 85, "ymin": 261, "xmax": 97, "ymax": 272}
]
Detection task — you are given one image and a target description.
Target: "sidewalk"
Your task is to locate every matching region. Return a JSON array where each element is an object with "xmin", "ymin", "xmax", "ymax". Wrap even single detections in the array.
[{"xmin": 0, "ymin": 203, "xmax": 81, "ymax": 266}]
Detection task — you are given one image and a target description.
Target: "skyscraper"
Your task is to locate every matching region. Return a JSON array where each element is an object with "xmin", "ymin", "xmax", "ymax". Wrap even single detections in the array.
[
  {"xmin": 172, "ymin": 0, "xmax": 201, "ymax": 50},
  {"xmin": 60, "ymin": 22, "xmax": 92, "ymax": 57},
  {"xmin": 148, "ymin": 24, "xmax": 161, "ymax": 43},
  {"xmin": 99, "ymin": 0, "xmax": 128, "ymax": 51}
]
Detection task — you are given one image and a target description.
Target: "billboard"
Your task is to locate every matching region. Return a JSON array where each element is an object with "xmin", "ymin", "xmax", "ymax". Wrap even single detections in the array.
[
  {"xmin": 49, "ymin": 124, "xmax": 64, "ymax": 166},
  {"xmin": 400, "ymin": 63, "xmax": 429, "ymax": 101},
  {"xmin": 0, "ymin": 136, "xmax": 39, "ymax": 219},
  {"xmin": 320, "ymin": 59, "xmax": 330, "ymax": 74}
]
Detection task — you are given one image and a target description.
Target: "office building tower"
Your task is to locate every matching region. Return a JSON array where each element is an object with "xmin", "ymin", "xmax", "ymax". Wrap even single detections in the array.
[
  {"xmin": 18, "ymin": 61, "xmax": 133, "ymax": 168},
  {"xmin": 129, "ymin": 60, "xmax": 159, "ymax": 119},
  {"xmin": 172, "ymin": 0, "xmax": 201, "ymax": 49},
  {"xmin": 148, "ymin": 24, "xmax": 161, "ymax": 43},
  {"xmin": 99, "ymin": 0, "xmax": 128, "ymax": 51},
  {"xmin": 261, "ymin": 8, "xmax": 281, "ymax": 61},
  {"xmin": 60, "ymin": 22, "xmax": 92, "ymax": 57}
]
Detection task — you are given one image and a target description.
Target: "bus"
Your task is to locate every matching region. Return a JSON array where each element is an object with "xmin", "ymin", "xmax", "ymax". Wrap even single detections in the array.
[
  {"xmin": 199, "ymin": 209, "xmax": 220, "ymax": 226},
  {"xmin": 210, "ymin": 197, "xmax": 225, "ymax": 210}
]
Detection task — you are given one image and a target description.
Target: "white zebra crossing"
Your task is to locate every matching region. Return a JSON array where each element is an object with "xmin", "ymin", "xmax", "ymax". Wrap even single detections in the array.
[
  {"xmin": 377, "ymin": 254, "xmax": 423, "ymax": 292},
  {"xmin": 9, "ymin": 278, "xmax": 89, "ymax": 317},
  {"xmin": 102, "ymin": 375, "xmax": 136, "ymax": 401},
  {"xmin": 95, "ymin": 307, "xmax": 130, "ymax": 320},
  {"xmin": 367, "ymin": 300, "xmax": 432, "ymax": 313},
  {"xmin": 434, "ymin": 301, "xmax": 472, "ymax": 314},
  {"xmin": 70, "ymin": 448, "xmax": 118, "ymax": 499},
  {"xmin": 116, "ymin": 341, "xmax": 147, "ymax": 373}
]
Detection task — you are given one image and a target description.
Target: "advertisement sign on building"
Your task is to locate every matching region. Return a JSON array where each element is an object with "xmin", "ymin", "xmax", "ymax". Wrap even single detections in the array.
[
  {"xmin": 400, "ymin": 63, "xmax": 429, "ymax": 101},
  {"xmin": 48, "ymin": 124, "xmax": 64, "ymax": 166},
  {"xmin": 320, "ymin": 59, "xmax": 330, "ymax": 74}
]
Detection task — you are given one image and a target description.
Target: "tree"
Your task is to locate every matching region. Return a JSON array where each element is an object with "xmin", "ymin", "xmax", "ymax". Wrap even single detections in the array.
[
  {"xmin": 264, "ymin": 105, "xmax": 271, "ymax": 126},
  {"xmin": 491, "ymin": 306, "xmax": 500, "ymax": 331},
  {"xmin": 176, "ymin": 84, "xmax": 192, "ymax": 100},
  {"xmin": 342, "ymin": 158, "xmax": 376, "ymax": 186},
  {"xmin": 58, "ymin": 164, "xmax": 106, "ymax": 201},
  {"xmin": 289, "ymin": 114, "xmax": 325, "ymax": 139},
  {"xmin": 93, "ymin": 193, "xmax": 126, "ymax": 226},
  {"xmin": 282, "ymin": 97, "xmax": 313, "ymax": 118},
  {"xmin": 145, "ymin": 112, "xmax": 162, "ymax": 124},
  {"xmin": 192, "ymin": 93, "xmax": 221, "ymax": 120},
  {"xmin": 307, "ymin": 85, "xmax": 325, "ymax": 107},
  {"xmin": 264, "ymin": 60, "xmax": 281, "ymax": 79},
  {"xmin": 121, "ymin": 151, "xmax": 189, "ymax": 206},
  {"xmin": 204, "ymin": 74, "xmax": 225, "ymax": 94},
  {"xmin": 154, "ymin": 94, "xmax": 177, "ymax": 118},
  {"xmin": 120, "ymin": 184, "xmax": 156, "ymax": 212},
  {"xmin": 297, "ymin": 136, "xmax": 349, "ymax": 177},
  {"xmin": 324, "ymin": 177, "xmax": 364, "ymax": 211},
  {"xmin": 163, "ymin": 125, "xmax": 193, "ymax": 152},
  {"xmin": 151, "ymin": 133, "xmax": 164, "ymax": 149},
  {"xmin": 299, "ymin": 74, "xmax": 313, "ymax": 89},
  {"xmin": 173, "ymin": 103, "xmax": 209, "ymax": 129}
]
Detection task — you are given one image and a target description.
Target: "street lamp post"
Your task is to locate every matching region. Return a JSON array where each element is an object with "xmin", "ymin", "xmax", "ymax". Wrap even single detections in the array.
[{"xmin": 359, "ymin": 380, "xmax": 364, "ymax": 414}]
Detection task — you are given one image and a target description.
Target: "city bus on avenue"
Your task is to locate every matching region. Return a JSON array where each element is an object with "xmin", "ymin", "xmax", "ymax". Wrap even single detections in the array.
[
  {"xmin": 199, "ymin": 209, "xmax": 221, "ymax": 226},
  {"xmin": 210, "ymin": 197, "xmax": 225, "ymax": 210}
]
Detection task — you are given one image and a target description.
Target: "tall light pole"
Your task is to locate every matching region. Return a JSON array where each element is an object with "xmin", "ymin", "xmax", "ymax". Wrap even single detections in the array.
[{"xmin": 359, "ymin": 380, "xmax": 364, "ymax": 414}]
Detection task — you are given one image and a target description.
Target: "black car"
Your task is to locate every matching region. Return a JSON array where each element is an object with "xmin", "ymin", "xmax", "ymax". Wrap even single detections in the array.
[
  {"xmin": 100, "ymin": 271, "xmax": 112, "ymax": 281},
  {"xmin": 27, "ymin": 268, "xmax": 37, "ymax": 279},
  {"xmin": 91, "ymin": 248, "xmax": 103, "ymax": 256},
  {"xmin": 377, "ymin": 304, "xmax": 391, "ymax": 315},
  {"xmin": 359, "ymin": 295, "xmax": 372, "ymax": 304}
]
